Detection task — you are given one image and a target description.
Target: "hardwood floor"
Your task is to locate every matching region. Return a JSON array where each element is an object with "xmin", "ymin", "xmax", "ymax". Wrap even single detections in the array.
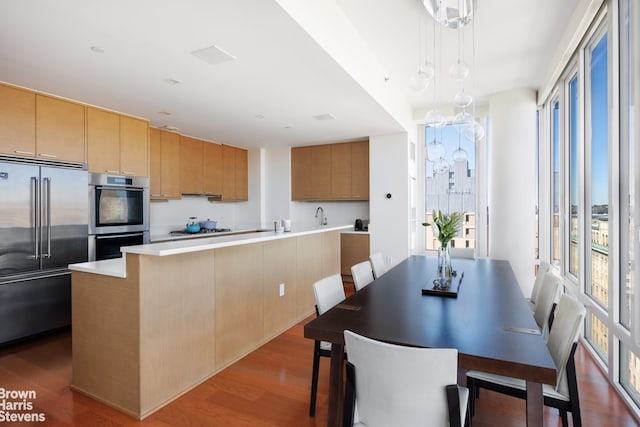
[{"xmin": 0, "ymin": 317, "xmax": 638, "ymax": 426}]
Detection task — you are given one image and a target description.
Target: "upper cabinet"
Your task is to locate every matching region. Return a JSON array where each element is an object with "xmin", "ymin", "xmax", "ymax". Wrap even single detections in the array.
[
  {"xmin": 180, "ymin": 135, "xmax": 204, "ymax": 195},
  {"xmin": 291, "ymin": 140, "xmax": 369, "ymax": 201},
  {"xmin": 149, "ymin": 128, "xmax": 181, "ymax": 200},
  {"xmin": 87, "ymin": 107, "xmax": 149, "ymax": 176},
  {"xmin": 203, "ymin": 141, "xmax": 223, "ymax": 196},
  {"xmin": 221, "ymin": 145, "xmax": 248, "ymax": 201},
  {"xmin": 0, "ymin": 84, "xmax": 36, "ymax": 157},
  {"xmin": 0, "ymin": 83, "xmax": 85, "ymax": 163}
]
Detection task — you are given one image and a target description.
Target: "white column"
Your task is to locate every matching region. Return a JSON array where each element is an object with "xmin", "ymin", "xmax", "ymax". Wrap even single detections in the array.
[{"xmin": 489, "ymin": 89, "xmax": 538, "ymax": 295}]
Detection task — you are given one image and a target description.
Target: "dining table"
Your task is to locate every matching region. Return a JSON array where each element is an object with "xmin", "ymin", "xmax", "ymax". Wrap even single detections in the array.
[{"xmin": 304, "ymin": 255, "xmax": 557, "ymax": 427}]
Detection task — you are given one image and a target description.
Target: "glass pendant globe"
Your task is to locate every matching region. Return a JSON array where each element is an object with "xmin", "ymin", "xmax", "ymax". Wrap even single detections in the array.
[
  {"xmin": 410, "ymin": 70, "xmax": 430, "ymax": 92},
  {"xmin": 454, "ymin": 110, "xmax": 473, "ymax": 126},
  {"xmin": 449, "ymin": 61, "xmax": 470, "ymax": 80},
  {"xmin": 452, "ymin": 147, "xmax": 468, "ymax": 162},
  {"xmin": 463, "ymin": 121, "xmax": 486, "ymax": 141},
  {"xmin": 434, "ymin": 158, "xmax": 450, "ymax": 174},
  {"xmin": 425, "ymin": 109, "xmax": 447, "ymax": 128},
  {"xmin": 453, "ymin": 90, "xmax": 473, "ymax": 108},
  {"xmin": 426, "ymin": 139, "xmax": 445, "ymax": 162},
  {"xmin": 423, "ymin": 61, "xmax": 435, "ymax": 80}
]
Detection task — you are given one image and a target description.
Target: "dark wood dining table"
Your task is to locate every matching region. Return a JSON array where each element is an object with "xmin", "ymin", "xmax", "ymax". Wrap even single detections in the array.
[{"xmin": 304, "ymin": 255, "xmax": 556, "ymax": 427}]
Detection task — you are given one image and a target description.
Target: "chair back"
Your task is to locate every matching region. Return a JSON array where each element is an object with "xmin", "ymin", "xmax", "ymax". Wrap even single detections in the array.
[
  {"xmin": 530, "ymin": 260, "xmax": 551, "ymax": 303},
  {"xmin": 534, "ymin": 271, "xmax": 562, "ymax": 334},
  {"xmin": 369, "ymin": 253, "xmax": 387, "ymax": 279},
  {"xmin": 351, "ymin": 260, "xmax": 374, "ymax": 291},
  {"xmin": 546, "ymin": 293, "xmax": 586, "ymax": 396},
  {"xmin": 344, "ymin": 330, "xmax": 459, "ymax": 426},
  {"xmin": 313, "ymin": 274, "xmax": 346, "ymax": 315},
  {"xmin": 450, "ymin": 247, "xmax": 475, "ymax": 259}
]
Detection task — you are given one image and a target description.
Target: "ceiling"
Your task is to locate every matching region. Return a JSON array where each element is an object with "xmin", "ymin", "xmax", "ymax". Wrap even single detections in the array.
[{"xmin": 0, "ymin": 0, "xmax": 580, "ymax": 148}]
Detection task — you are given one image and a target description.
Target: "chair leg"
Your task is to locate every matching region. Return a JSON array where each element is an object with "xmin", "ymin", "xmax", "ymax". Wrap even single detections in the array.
[
  {"xmin": 560, "ymin": 410, "xmax": 568, "ymax": 427},
  {"xmin": 466, "ymin": 376, "xmax": 476, "ymax": 417},
  {"xmin": 309, "ymin": 341, "xmax": 321, "ymax": 416}
]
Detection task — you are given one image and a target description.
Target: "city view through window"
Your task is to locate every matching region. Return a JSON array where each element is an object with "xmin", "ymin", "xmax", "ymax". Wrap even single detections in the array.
[{"xmin": 424, "ymin": 124, "xmax": 475, "ymax": 251}]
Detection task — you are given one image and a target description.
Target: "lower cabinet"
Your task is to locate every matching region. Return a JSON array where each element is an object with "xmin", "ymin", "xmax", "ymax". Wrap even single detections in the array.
[{"xmin": 341, "ymin": 232, "xmax": 371, "ymax": 277}]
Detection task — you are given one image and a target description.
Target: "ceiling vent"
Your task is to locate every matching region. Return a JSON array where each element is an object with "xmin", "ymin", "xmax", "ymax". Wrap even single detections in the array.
[
  {"xmin": 191, "ymin": 44, "xmax": 236, "ymax": 65},
  {"xmin": 313, "ymin": 113, "xmax": 336, "ymax": 121}
]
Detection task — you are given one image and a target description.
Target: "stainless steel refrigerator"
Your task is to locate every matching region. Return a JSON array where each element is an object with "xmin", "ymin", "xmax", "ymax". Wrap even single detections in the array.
[{"xmin": 0, "ymin": 158, "xmax": 88, "ymax": 345}]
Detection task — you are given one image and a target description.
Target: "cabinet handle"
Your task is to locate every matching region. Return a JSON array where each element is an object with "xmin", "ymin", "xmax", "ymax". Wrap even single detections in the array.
[
  {"xmin": 105, "ymin": 169, "xmax": 119, "ymax": 173},
  {"xmin": 38, "ymin": 153, "xmax": 57, "ymax": 158},
  {"xmin": 122, "ymin": 171, "xmax": 135, "ymax": 176},
  {"xmin": 15, "ymin": 150, "xmax": 35, "ymax": 155}
]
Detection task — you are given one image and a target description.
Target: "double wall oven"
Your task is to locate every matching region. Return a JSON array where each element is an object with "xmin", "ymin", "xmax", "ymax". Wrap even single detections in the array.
[{"xmin": 88, "ymin": 173, "xmax": 149, "ymax": 261}]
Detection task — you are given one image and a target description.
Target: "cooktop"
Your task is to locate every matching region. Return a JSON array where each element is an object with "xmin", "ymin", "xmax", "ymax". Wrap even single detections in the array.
[{"xmin": 170, "ymin": 228, "xmax": 232, "ymax": 236}]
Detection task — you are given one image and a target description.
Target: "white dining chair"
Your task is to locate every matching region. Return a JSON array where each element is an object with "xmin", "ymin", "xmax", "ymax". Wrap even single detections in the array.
[
  {"xmin": 449, "ymin": 247, "xmax": 475, "ymax": 259},
  {"xmin": 467, "ymin": 293, "xmax": 586, "ymax": 426},
  {"xmin": 351, "ymin": 260, "xmax": 374, "ymax": 291},
  {"xmin": 309, "ymin": 274, "xmax": 346, "ymax": 416},
  {"xmin": 528, "ymin": 260, "xmax": 551, "ymax": 311},
  {"xmin": 343, "ymin": 330, "xmax": 469, "ymax": 427},
  {"xmin": 369, "ymin": 252, "xmax": 387, "ymax": 279},
  {"xmin": 534, "ymin": 271, "xmax": 563, "ymax": 340}
]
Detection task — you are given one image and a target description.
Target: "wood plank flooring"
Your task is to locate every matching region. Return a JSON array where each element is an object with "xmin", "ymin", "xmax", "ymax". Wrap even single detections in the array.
[{"xmin": 0, "ymin": 316, "xmax": 638, "ymax": 426}]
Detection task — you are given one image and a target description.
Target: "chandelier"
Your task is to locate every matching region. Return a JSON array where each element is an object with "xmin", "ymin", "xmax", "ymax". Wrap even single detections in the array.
[{"xmin": 415, "ymin": 0, "xmax": 485, "ymax": 173}]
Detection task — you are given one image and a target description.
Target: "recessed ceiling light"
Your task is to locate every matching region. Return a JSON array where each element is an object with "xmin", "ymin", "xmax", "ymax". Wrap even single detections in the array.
[
  {"xmin": 158, "ymin": 111, "xmax": 171, "ymax": 116},
  {"xmin": 312, "ymin": 113, "xmax": 336, "ymax": 121},
  {"xmin": 284, "ymin": 126, "xmax": 293, "ymax": 129},
  {"xmin": 163, "ymin": 78, "xmax": 181, "ymax": 86},
  {"xmin": 191, "ymin": 44, "xmax": 236, "ymax": 65},
  {"xmin": 160, "ymin": 125, "xmax": 179, "ymax": 132},
  {"xmin": 90, "ymin": 46, "xmax": 105, "ymax": 53},
  {"xmin": 254, "ymin": 114, "xmax": 265, "ymax": 119}
]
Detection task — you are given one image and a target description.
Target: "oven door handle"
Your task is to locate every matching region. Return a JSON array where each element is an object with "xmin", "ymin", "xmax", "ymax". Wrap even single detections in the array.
[
  {"xmin": 94, "ymin": 185, "xmax": 145, "ymax": 192},
  {"xmin": 95, "ymin": 232, "xmax": 145, "ymax": 240}
]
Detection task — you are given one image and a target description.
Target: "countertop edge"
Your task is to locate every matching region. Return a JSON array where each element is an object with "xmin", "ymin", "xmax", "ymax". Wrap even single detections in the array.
[{"xmin": 69, "ymin": 225, "xmax": 352, "ymax": 278}]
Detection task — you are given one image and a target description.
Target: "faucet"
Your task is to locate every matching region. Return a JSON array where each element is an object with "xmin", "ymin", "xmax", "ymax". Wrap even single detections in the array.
[{"xmin": 315, "ymin": 206, "xmax": 327, "ymax": 226}]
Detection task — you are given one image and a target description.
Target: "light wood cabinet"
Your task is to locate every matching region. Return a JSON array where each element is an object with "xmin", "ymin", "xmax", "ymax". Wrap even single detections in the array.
[
  {"xmin": 119, "ymin": 115, "xmax": 149, "ymax": 177},
  {"xmin": 180, "ymin": 136, "xmax": 204, "ymax": 194},
  {"xmin": 203, "ymin": 141, "xmax": 222, "ymax": 195},
  {"xmin": 340, "ymin": 232, "xmax": 370, "ymax": 277},
  {"xmin": 291, "ymin": 146, "xmax": 312, "ymax": 200},
  {"xmin": 350, "ymin": 140, "xmax": 369, "ymax": 200},
  {"xmin": 87, "ymin": 107, "xmax": 149, "ymax": 176},
  {"xmin": 0, "ymin": 84, "xmax": 36, "ymax": 156},
  {"xmin": 36, "ymin": 95, "xmax": 85, "ymax": 163},
  {"xmin": 149, "ymin": 128, "xmax": 181, "ymax": 200},
  {"xmin": 331, "ymin": 142, "xmax": 351, "ymax": 199},
  {"xmin": 291, "ymin": 140, "xmax": 369, "ymax": 201},
  {"xmin": 221, "ymin": 145, "xmax": 248, "ymax": 201}
]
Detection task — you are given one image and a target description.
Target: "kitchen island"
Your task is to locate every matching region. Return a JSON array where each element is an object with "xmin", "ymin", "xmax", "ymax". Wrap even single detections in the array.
[{"xmin": 69, "ymin": 225, "xmax": 349, "ymax": 419}]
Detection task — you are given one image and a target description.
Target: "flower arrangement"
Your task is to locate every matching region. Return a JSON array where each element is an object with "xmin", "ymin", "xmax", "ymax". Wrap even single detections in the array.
[{"xmin": 422, "ymin": 210, "xmax": 465, "ymax": 248}]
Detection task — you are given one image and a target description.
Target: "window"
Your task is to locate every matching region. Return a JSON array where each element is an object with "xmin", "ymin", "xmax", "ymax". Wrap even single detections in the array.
[
  {"xmin": 424, "ymin": 124, "xmax": 476, "ymax": 250},
  {"xmin": 552, "ymin": 99, "xmax": 561, "ymax": 265},
  {"xmin": 568, "ymin": 74, "xmax": 580, "ymax": 278}
]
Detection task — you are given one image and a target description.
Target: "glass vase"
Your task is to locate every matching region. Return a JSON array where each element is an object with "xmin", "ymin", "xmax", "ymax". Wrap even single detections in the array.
[{"xmin": 436, "ymin": 244, "xmax": 453, "ymax": 288}]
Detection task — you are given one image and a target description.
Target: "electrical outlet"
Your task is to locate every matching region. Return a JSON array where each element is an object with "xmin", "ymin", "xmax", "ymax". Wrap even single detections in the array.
[{"xmin": 279, "ymin": 283, "xmax": 285, "ymax": 297}]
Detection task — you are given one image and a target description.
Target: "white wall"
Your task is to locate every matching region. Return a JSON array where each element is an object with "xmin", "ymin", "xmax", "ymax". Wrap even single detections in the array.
[
  {"xmin": 369, "ymin": 133, "xmax": 411, "ymax": 267},
  {"xmin": 488, "ymin": 89, "xmax": 537, "ymax": 295}
]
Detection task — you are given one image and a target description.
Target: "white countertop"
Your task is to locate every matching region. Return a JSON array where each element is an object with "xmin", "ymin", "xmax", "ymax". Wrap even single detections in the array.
[{"xmin": 69, "ymin": 224, "xmax": 353, "ymax": 278}]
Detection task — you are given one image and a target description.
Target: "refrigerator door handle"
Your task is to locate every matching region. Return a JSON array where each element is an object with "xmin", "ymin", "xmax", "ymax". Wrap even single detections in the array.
[
  {"xmin": 43, "ymin": 177, "xmax": 52, "ymax": 259},
  {"xmin": 30, "ymin": 176, "xmax": 40, "ymax": 259}
]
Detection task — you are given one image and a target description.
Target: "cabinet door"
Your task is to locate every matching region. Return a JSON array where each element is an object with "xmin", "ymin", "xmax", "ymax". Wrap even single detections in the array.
[
  {"xmin": 180, "ymin": 136, "xmax": 204, "ymax": 194},
  {"xmin": 291, "ymin": 146, "xmax": 312, "ymax": 200},
  {"xmin": 120, "ymin": 116, "xmax": 149, "ymax": 177},
  {"xmin": 311, "ymin": 145, "xmax": 331, "ymax": 200},
  {"xmin": 36, "ymin": 95, "xmax": 85, "ymax": 163},
  {"xmin": 340, "ymin": 233, "xmax": 370, "ymax": 276},
  {"xmin": 0, "ymin": 84, "xmax": 36, "ymax": 157},
  {"xmin": 235, "ymin": 147, "xmax": 248, "ymax": 201},
  {"xmin": 331, "ymin": 143, "xmax": 351, "ymax": 199},
  {"xmin": 149, "ymin": 128, "xmax": 162, "ymax": 198},
  {"xmin": 160, "ymin": 130, "xmax": 181, "ymax": 199},
  {"xmin": 222, "ymin": 144, "xmax": 237, "ymax": 200},
  {"xmin": 350, "ymin": 140, "xmax": 369, "ymax": 200},
  {"xmin": 87, "ymin": 107, "xmax": 120, "ymax": 173},
  {"xmin": 203, "ymin": 142, "xmax": 222, "ymax": 195}
]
